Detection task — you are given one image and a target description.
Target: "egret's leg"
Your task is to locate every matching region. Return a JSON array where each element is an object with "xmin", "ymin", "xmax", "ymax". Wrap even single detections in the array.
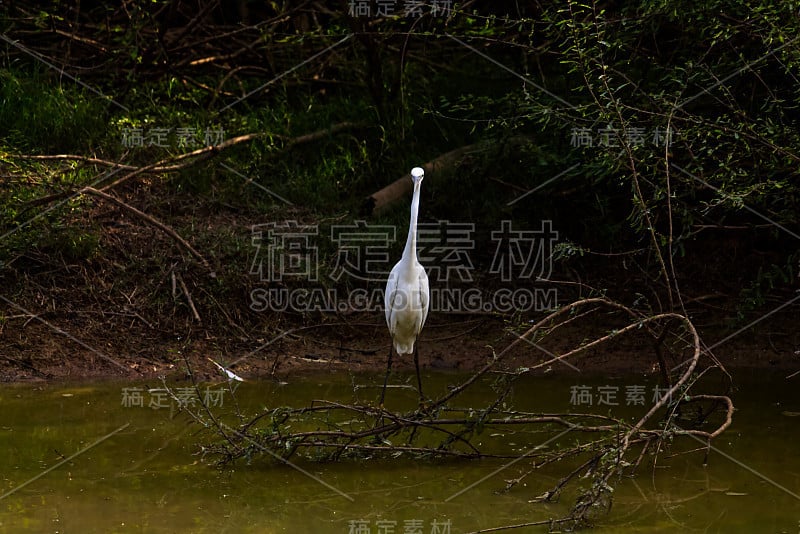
[
  {"xmin": 413, "ymin": 345, "xmax": 425, "ymax": 403},
  {"xmin": 379, "ymin": 344, "xmax": 393, "ymax": 407}
]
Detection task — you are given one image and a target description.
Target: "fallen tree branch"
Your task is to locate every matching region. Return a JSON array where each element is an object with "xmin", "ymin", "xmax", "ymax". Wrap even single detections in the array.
[
  {"xmin": 182, "ymin": 297, "xmax": 732, "ymax": 529},
  {"xmin": 19, "ymin": 154, "xmax": 140, "ymax": 171},
  {"xmin": 362, "ymin": 136, "xmax": 533, "ymax": 215},
  {"xmin": 363, "ymin": 143, "xmax": 484, "ymax": 216},
  {"xmin": 176, "ymin": 273, "xmax": 202, "ymax": 323}
]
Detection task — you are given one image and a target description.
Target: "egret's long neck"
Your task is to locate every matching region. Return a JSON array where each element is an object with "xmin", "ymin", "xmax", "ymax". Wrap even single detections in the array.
[{"xmin": 401, "ymin": 182, "xmax": 421, "ymax": 268}]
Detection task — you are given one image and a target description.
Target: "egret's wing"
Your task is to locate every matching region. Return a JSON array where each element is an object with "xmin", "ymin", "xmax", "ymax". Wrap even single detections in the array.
[
  {"xmin": 384, "ymin": 266, "xmax": 399, "ymax": 328},
  {"xmin": 417, "ymin": 268, "xmax": 430, "ymax": 333}
]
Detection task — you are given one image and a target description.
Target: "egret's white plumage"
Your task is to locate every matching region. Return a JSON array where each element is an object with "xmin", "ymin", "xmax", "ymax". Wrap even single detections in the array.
[{"xmin": 381, "ymin": 167, "xmax": 430, "ymax": 403}]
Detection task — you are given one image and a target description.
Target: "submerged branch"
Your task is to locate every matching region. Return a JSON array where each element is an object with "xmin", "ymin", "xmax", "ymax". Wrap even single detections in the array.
[{"xmin": 181, "ymin": 297, "xmax": 732, "ymax": 527}]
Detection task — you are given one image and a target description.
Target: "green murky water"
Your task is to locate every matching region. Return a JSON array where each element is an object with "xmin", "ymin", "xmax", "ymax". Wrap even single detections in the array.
[{"xmin": 1, "ymin": 371, "xmax": 798, "ymax": 533}]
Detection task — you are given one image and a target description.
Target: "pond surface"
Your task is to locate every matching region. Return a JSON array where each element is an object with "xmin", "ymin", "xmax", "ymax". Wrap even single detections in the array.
[{"xmin": 1, "ymin": 370, "xmax": 798, "ymax": 533}]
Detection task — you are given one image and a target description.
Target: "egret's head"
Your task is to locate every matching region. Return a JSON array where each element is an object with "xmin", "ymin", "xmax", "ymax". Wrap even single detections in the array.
[{"xmin": 410, "ymin": 167, "xmax": 424, "ymax": 188}]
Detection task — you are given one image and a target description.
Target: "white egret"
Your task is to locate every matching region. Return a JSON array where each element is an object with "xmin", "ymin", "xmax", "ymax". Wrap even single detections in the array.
[{"xmin": 381, "ymin": 166, "xmax": 430, "ymax": 406}]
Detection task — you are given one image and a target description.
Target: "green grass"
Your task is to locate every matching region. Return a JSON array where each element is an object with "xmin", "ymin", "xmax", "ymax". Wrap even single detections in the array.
[{"xmin": 0, "ymin": 68, "xmax": 110, "ymax": 153}]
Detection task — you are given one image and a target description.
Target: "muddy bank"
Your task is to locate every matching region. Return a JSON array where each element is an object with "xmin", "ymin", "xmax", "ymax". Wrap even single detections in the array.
[{"xmin": 2, "ymin": 310, "xmax": 796, "ymax": 383}]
